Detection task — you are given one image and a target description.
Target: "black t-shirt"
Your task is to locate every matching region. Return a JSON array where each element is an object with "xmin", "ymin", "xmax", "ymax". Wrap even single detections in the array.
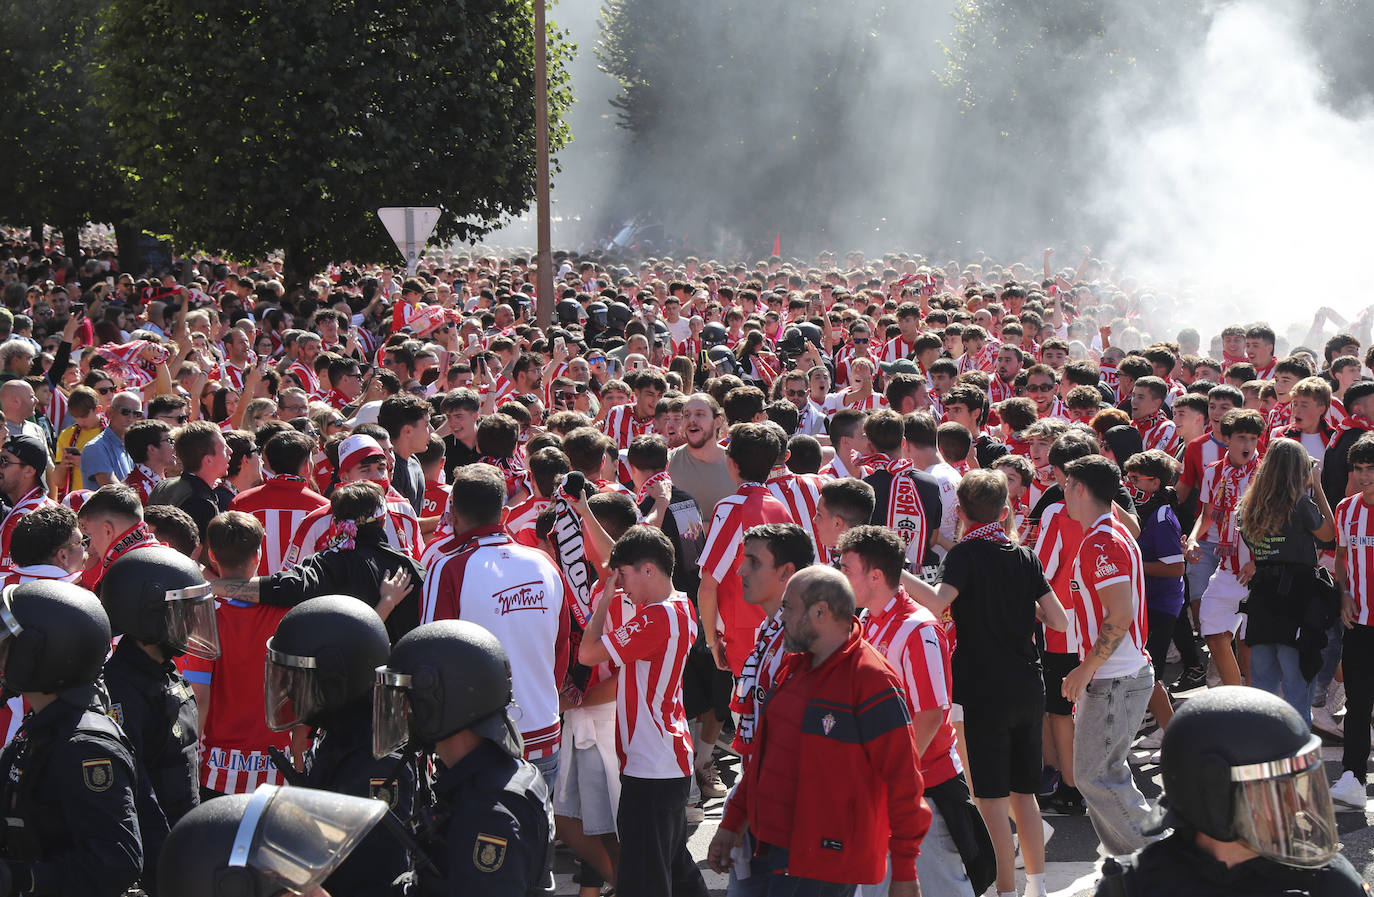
[
  {"xmin": 444, "ymin": 435, "xmax": 480, "ymax": 480},
  {"xmin": 938, "ymin": 539, "xmax": 1052, "ymax": 705},
  {"xmin": 1243, "ymin": 495, "xmax": 1323, "ymax": 566},
  {"xmin": 973, "ymin": 434, "xmax": 1009, "ymax": 469}
]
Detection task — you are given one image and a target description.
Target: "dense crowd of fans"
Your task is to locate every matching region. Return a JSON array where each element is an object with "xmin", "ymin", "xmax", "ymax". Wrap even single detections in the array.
[{"xmin": 0, "ymin": 230, "xmax": 1367, "ymax": 896}]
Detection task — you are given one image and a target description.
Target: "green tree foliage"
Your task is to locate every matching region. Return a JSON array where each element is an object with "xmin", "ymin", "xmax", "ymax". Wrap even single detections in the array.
[
  {"xmin": 0, "ymin": 0, "xmax": 127, "ymax": 256},
  {"xmin": 100, "ymin": 0, "xmax": 573, "ymax": 283}
]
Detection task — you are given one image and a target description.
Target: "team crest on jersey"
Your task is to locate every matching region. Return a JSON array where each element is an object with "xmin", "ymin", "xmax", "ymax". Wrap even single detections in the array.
[
  {"xmin": 369, "ymin": 777, "xmax": 397, "ymax": 808},
  {"xmin": 107, "ymin": 704, "xmax": 123, "ymax": 727},
  {"xmin": 474, "ymin": 833, "xmax": 508, "ymax": 872},
  {"xmin": 1095, "ymin": 553, "xmax": 1119, "ymax": 578},
  {"xmin": 821, "ymin": 713, "xmax": 836, "ymax": 736},
  {"xmin": 82, "ymin": 758, "xmax": 113, "ymax": 792}
]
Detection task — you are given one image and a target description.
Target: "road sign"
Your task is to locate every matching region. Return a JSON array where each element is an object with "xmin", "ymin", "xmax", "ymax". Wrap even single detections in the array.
[{"xmin": 377, "ymin": 207, "xmax": 441, "ymax": 277}]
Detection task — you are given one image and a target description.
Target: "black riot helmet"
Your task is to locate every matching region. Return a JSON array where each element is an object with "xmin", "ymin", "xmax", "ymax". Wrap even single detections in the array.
[
  {"xmin": 707, "ymin": 345, "xmax": 740, "ymax": 376},
  {"xmin": 1150, "ymin": 686, "xmax": 1339, "ymax": 868},
  {"xmin": 372, "ymin": 619, "xmax": 520, "ymax": 760},
  {"xmin": 264, "ymin": 596, "xmax": 391, "ymax": 731},
  {"xmin": 586, "ymin": 301, "xmax": 608, "ymax": 328},
  {"xmin": 778, "ymin": 326, "xmax": 806, "ymax": 358},
  {"xmin": 158, "ymin": 785, "xmax": 385, "ymax": 897},
  {"xmin": 556, "ymin": 298, "xmax": 583, "ymax": 326},
  {"xmin": 701, "ymin": 322, "xmax": 729, "ymax": 348},
  {"xmin": 608, "ymin": 301, "xmax": 633, "ymax": 329},
  {"xmin": 795, "ymin": 321, "xmax": 823, "ymax": 347},
  {"xmin": 102, "ymin": 545, "xmax": 220, "ymax": 659},
  {"xmin": 0, "ymin": 579, "xmax": 111, "ymax": 694}
]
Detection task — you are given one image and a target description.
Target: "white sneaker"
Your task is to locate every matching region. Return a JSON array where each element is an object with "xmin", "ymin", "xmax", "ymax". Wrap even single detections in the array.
[
  {"xmin": 1136, "ymin": 727, "xmax": 1165, "ymax": 751},
  {"xmin": 1166, "ymin": 643, "xmax": 1181, "ymax": 664},
  {"xmin": 1206, "ymin": 660, "xmax": 1222, "ymax": 688},
  {"xmin": 1312, "ymin": 707, "xmax": 1346, "ymax": 739},
  {"xmin": 1128, "ymin": 748, "xmax": 1163, "ymax": 766},
  {"xmin": 1328, "ymin": 680, "xmax": 1347, "ymax": 716},
  {"xmin": 1331, "ymin": 771, "xmax": 1367, "ymax": 809}
]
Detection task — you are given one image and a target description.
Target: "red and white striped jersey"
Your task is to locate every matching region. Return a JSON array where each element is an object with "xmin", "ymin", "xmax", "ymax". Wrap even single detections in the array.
[
  {"xmin": 1253, "ymin": 359, "xmax": 1277, "ymax": 380},
  {"xmin": 1032, "ymin": 502, "xmax": 1082, "ymax": 654},
  {"xmin": 384, "ymin": 485, "xmax": 423, "ymax": 559},
  {"xmin": 283, "ymin": 500, "xmax": 416, "ymax": 567},
  {"xmin": 880, "ymin": 336, "xmax": 915, "ymax": 363},
  {"xmin": 321, "ymin": 389, "xmax": 352, "ymax": 411},
  {"xmin": 1133, "ymin": 412, "xmax": 1179, "ymax": 454},
  {"xmin": 218, "ymin": 361, "xmax": 247, "ymax": 391},
  {"xmin": 765, "ymin": 468, "xmax": 827, "ymax": 557},
  {"xmin": 1037, "ymin": 397, "xmax": 1071, "ymax": 421},
  {"xmin": 286, "ymin": 361, "xmax": 320, "ymax": 398},
  {"xmin": 1070, "ymin": 513, "xmax": 1150, "ymax": 679},
  {"xmin": 504, "ymin": 496, "xmax": 550, "ymax": 547},
  {"xmin": 0, "ymin": 564, "xmax": 79, "ymax": 589},
  {"xmin": 861, "ymin": 589, "xmax": 961, "ymax": 786},
  {"xmin": 1267, "ymin": 401, "xmax": 1292, "ymax": 432},
  {"xmin": 123, "ymin": 464, "xmax": 163, "ymax": 506},
  {"xmin": 699, "ymin": 484, "xmax": 793, "ymax": 675},
  {"xmin": 603, "ymin": 591, "xmax": 698, "ymax": 778},
  {"xmin": 182, "ymin": 599, "xmax": 292, "ymax": 794},
  {"xmin": 1179, "ymin": 433, "xmax": 1226, "ymax": 496},
  {"xmin": 229, "ymin": 475, "xmax": 329, "ymax": 575},
  {"xmin": 987, "ymin": 376, "xmax": 1015, "ymax": 405},
  {"xmin": 1337, "ymin": 494, "xmax": 1374, "ymax": 626},
  {"xmin": 1199, "ymin": 456, "xmax": 1258, "ymax": 574},
  {"xmin": 422, "ymin": 525, "xmax": 570, "ymax": 760},
  {"xmin": 421, "ymin": 481, "xmax": 451, "ymax": 520},
  {"xmin": 602, "ymin": 403, "xmax": 654, "ymax": 450},
  {"xmin": 0, "ymin": 487, "xmax": 56, "ymax": 570},
  {"xmin": 958, "ymin": 340, "xmax": 1001, "ymax": 374},
  {"xmin": 490, "ymin": 375, "xmax": 516, "ymax": 407},
  {"xmin": 822, "ymin": 388, "xmax": 888, "ymax": 415}
]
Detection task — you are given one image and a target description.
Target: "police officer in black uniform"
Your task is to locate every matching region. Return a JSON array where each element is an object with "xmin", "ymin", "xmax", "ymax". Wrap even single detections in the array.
[
  {"xmin": 1096, "ymin": 686, "xmax": 1364, "ymax": 897},
  {"xmin": 373, "ymin": 619, "xmax": 554, "ymax": 896},
  {"xmin": 101, "ymin": 545, "xmax": 219, "ymax": 831},
  {"xmin": 158, "ymin": 784, "xmax": 387, "ymax": 897},
  {"xmin": 265, "ymin": 594, "xmax": 416, "ymax": 897},
  {"xmin": 0, "ymin": 579, "xmax": 145, "ymax": 896}
]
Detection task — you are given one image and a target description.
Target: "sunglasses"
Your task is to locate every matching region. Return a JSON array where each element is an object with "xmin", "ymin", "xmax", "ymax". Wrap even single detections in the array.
[
  {"xmin": 1026, "ymin": 383, "xmax": 1055, "ymax": 393},
  {"xmin": 169, "ymin": 414, "xmax": 190, "ymax": 424},
  {"xmin": 115, "ymin": 407, "xmax": 144, "ymax": 418},
  {"xmin": 95, "ymin": 385, "xmax": 115, "ymax": 395},
  {"xmin": 327, "ymin": 417, "xmax": 345, "ymax": 427},
  {"xmin": 556, "ymin": 392, "xmax": 576, "ymax": 403},
  {"xmin": 852, "ymin": 338, "xmax": 869, "ymax": 345}
]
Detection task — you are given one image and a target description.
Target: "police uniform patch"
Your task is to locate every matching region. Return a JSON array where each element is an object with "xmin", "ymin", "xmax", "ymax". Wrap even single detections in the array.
[
  {"xmin": 82, "ymin": 758, "xmax": 113, "ymax": 792},
  {"xmin": 473, "ymin": 833, "xmax": 508, "ymax": 872},
  {"xmin": 369, "ymin": 777, "xmax": 397, "ymax": 809},
  {"xmin": 107, "ymin": 704, "xmax": 123, "ymax": 727}
]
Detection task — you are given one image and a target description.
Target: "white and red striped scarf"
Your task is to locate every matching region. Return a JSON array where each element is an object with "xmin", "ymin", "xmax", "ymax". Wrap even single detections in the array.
[
  {"xmin": 961, "ymin": 520, "xmax": 1010, "ymax": 543},
  {"xmin": 1328, "ymin": 412, "xmax": 1374, "ymax": 452},
  {"xmin": 730, "ymin": 612, "xmax": 785, "ymax": 755},
  {"xmin": 635, "ymin": 470, "xmax": 672, "ymax": 505}
]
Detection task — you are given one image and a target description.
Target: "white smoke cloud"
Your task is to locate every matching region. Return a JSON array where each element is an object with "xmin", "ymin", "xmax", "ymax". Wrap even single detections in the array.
[{"xmin": 1096, "ymin": 0, "xmax": 1374, "ymax": 345}]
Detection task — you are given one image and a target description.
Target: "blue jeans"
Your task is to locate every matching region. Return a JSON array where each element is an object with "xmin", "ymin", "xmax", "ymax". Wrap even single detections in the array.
[
  {"xmin": 1249, "ymin": 643, "xmax": 1317, "ymax": 725},
  {"xmin": 532, "ymin": 750, "xmax": 560, "ymax": 795},
  {"xmin": 727, "ymin": 843, "xmax": 856, "ymax": 897},
  {"xmin": 1073, "ymin": 664, "xmax": 1156, "ymax": 856},
  {"xmin": 854, "ymin": 801, "xmax": 973, "ymax": 897},
  {"xmin": 1185, "ymin": 539, "xmax": 1220, "ymax": 605},
  {"xmin": 1315, "ymin": 621, "xmax": 1345, "ymax": 697}
]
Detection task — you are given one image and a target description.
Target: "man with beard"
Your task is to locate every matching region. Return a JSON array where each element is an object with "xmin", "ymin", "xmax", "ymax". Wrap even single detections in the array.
[
  {"xmin": 708, "ymin": 565, "xmax": 928, "ymax": 897},
  {"xmin": 668, "ymin": 393, "xmax": 735, "ymax": 517}
]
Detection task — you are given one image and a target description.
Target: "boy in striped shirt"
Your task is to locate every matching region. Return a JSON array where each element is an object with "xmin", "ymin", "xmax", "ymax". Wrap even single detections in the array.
[
  {"xmin": 579, "ymin": 525, "xmax": 708, "ymax": 897},
  {"xmin": 1332, "ymin": 435, "xmax": 1374, "ymax": 808}
]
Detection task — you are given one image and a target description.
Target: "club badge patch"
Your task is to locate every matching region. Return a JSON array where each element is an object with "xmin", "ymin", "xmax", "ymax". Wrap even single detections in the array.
[
  {"xmin": 474, "ymin": 833, "xmax": 508, "ymax": 872},
  {"xmin": 82, "ymin": 758, "xmax": 113, "ymax": 792},
  {"xmin": 107, "ymin": 704, "xmax": 123, "ymax": 727},
  {"xmin": 369, "ymin": 777, "xmax": 397, "ymax": 809},
  {"xmin": 821, "ymin": 713, "xmax": 836, "ymax": 736}
]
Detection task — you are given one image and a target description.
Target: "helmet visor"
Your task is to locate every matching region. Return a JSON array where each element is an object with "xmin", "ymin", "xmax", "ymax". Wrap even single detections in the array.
[
  {"xmin": 164, "ymin": 584, "xmax": 220, "ymax": 660},
  {"xmin": 1233, "ymin": 739, "xmax": 1339, "ymax": 868},
  {"xmin": 264, "ymin": 640, "xmax": 324, "ymax": 732},
  {"xmin": 372, "ymin": 666, "xmax": 412, "ymax": 760},
  {"xmin": 229, "ymin": 784, "xmax": 385, "ymax": 893}
]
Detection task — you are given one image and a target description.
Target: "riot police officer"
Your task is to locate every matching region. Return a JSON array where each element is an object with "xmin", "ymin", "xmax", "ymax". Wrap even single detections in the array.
[
  {"xmin": 373, "ymin": 619, "xmax": 554, "ymax": 896},
  {"xmin": 0, "ymin": 579, "xmax": 145, "ymax": 896},
  {"xmin": 158, "ymin": 784, "xmax": 387, "ymax": 897},
  {"xmin": 265, "ymin": 595, "xmax": 416, "ymax": 897},
  {"xmin": 1096, "ymin": 686, "xmax": 1364, "ymax": 897},
  {"xmin": 102, "ymin": 545, "xmax": 219, "ymax": 829}
]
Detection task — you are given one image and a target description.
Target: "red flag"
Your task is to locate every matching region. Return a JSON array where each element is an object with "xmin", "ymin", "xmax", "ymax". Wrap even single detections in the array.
[{"xmin": 772, "ymin": 232, "xmax": 781, "ymax": 257}]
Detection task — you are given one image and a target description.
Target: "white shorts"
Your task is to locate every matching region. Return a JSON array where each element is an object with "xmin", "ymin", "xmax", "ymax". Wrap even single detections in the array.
[
  {"xmin": 1200, "ymin": 567, "xmax": 1247, "ymax": 637},
  {"xmin": 949, "ymin": 702, "xmax": 964, "ymax": 724}
]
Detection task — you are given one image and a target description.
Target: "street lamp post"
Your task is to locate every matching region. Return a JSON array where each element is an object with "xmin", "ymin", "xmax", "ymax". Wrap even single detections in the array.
[{"xmin": 534, "ymin": 0, "xmax": 554, "ymax": 328}]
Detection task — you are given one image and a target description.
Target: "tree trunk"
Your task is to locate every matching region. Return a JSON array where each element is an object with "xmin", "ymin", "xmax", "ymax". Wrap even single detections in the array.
[
  {"xmin": 282, "ymin": 242, "xmax": 320, "ymax": 294},
  {"xmin": 61, "ymin": 224, "xmax": 81, "ymax": 262},
  {"xmin": 28, "ymin": 223, "xmax": 43, "ymax": 250},
  {"xmin": 114, "ymin": 220, "xmax": 141, "ymax": 275}
]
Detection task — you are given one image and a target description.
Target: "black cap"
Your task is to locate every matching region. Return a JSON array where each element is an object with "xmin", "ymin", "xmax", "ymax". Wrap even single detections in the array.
[{"xmin": 2, "ymin": 434, "xmax": 46, "ymax": 473}]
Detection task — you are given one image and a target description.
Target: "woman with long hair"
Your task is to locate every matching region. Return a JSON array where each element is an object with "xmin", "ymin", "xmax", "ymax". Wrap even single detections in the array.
[{"xmin": 1235, "ymin": 438, "xmax": 1337, "ymax": 722}]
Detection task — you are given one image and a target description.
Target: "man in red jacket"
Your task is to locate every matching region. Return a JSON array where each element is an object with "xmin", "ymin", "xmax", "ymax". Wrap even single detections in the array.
[{"xmin": 708, "ymin": 565, "xmax": 929, "ymax": 896}]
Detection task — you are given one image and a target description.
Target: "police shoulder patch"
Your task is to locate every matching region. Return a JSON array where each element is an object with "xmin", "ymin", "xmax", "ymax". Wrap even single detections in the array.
[
  {"xmin": 369, "ymin": 777, "xmax": 397, "ymax": 809},
  {"xmin": 473, "ymin": 832, "xmax": 508, "ymax": 873},
  {"xmin": 82, "ymin": 758, "xmax": 113, "ymax": 792},
  {"xmin": 107, "ymin": 703, "xmax": 123, "ymax": 727}
]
